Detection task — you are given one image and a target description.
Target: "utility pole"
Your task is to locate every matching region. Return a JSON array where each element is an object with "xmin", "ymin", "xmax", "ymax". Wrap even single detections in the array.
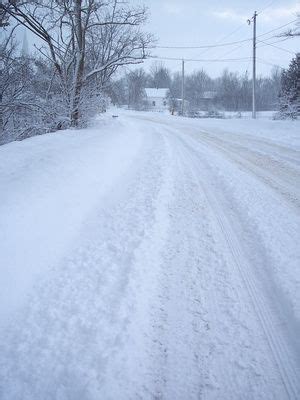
[
  {"xmin": 248, "ymin": 11, "xmax": 257, "ymax": 119},
  {"xmin": 181, "ymin": 59, "xmax": 185, "ymax": 116}
]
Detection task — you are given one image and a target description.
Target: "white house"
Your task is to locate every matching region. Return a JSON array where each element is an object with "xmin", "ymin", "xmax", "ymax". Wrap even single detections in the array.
[{"xmin": 144, "ymin": 88, "xmax": 169, "ymax": 111}]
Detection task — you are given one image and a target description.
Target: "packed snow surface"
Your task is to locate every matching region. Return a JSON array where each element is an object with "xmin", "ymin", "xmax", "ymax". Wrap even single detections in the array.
[{"xmin": 0, "ymin": 111, "xmax": 299, "ymax": 399}]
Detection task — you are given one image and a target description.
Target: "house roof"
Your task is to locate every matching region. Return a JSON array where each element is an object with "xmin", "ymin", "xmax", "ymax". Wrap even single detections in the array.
[{"xmin": 145, "ymin": 88, "xmax": 169, "ymax": 98}]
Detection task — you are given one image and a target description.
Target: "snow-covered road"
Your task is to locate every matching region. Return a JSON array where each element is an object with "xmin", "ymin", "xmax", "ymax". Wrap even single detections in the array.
[{"xmin": 0, "ymin": 112, "xmax": 299, "ymax": 399}]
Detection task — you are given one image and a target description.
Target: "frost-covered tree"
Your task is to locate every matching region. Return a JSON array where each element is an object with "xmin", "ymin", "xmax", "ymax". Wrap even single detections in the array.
[
  {"xmin": 277, "ymin": 53, "xmax": 300, "ymax": 119},
  {"xmin": 149, "ymin": 62, "xmax": 171, "ymax": 88},
  {"xmin": 106, "ymin": 77, "xmax": 127, "ymax": 106},
  {"xmin": 185, "ymin": 70, "xmax": 213, "ymax": 109},
  {"xmin": 0, "ymin": 0, "xmax": 152, "ymax": 130},
  {"xmin": 126, "ymin": 68, "xmax": 148, "ymax": 110},
  {"xmin": 0, "ymin": 30, "xmax": 45, "ymax": 143},
  {"xmin": 168, "ymin": 72, "xmax": 181, "ymax": 100},
  {"xmin": 256, "ymin": 68, "xmax": 281, "ymax": 111},
  {"xmin": 215, "ymin": 70, "xmax": 241, "ymax": 111}
]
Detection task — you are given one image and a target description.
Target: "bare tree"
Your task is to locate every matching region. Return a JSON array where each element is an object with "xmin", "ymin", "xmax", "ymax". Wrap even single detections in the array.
[
  {"xmin": 149, "ymin": 62, "xmax": 171, "ymax": 88},
  {"xmin": 0, "ymin": 0, "xmax": 153, "ymax": 127},
  {"xmin": 126, "ymin": 68, "xmax": 148, "ymax": 109},
  {"xmin": 185, "ymin": 70, "xmax": 213, "ymax": 109},
  {"xmin": 0, "ymin": 29, "xmax": 40, "ymax": 142},
  {"xmin": 279, "ymin": 14, "xmax": 300, "ymax": 37}
]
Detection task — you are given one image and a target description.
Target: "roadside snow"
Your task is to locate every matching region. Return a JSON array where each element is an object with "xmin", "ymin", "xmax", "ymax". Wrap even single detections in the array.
[{"xmin": 0, "ymin": 117, "xmax": 144, "ymax": 326}]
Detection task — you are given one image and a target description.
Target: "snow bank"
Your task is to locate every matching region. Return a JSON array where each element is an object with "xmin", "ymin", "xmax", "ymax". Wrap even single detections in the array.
[{"xmin": 0, "ymin": 117, "xmax": 143, "ymax": 327}]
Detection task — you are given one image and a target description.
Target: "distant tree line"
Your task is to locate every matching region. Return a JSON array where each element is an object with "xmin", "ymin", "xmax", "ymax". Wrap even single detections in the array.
[{"xmin": 109, "ymin": 62, "xmax": 284, "ymax": 113}]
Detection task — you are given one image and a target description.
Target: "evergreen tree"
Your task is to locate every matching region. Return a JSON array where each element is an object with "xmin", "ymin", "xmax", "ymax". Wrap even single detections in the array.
[{"xmin": 279, "ymin": 53, "xmax": 300, "ymax": 119}]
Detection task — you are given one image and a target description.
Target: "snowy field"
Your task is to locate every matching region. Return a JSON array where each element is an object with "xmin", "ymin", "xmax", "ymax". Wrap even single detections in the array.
[{"xmin": 0, "ymin": 111, "xmax": 299, "ymax": 399}]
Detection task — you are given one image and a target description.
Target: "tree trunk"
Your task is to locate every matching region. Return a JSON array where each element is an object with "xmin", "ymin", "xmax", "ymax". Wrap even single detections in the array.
[
  {"xmin": 71, "ymin": 55, "xmax": 84, "ymax": 127},
  {"xmin": 70, "ymin": 0, "xmax": 84, "ymax": 127}
]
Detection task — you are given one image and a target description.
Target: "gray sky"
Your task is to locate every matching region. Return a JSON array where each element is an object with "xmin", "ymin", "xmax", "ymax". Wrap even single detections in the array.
[
  {"xmin": 138, "ymin": 0, "xmax": 300, "ymax": 77},
  {"xmin": 13, "ymin": 0, "xmax": 300, "ymax": 78}
]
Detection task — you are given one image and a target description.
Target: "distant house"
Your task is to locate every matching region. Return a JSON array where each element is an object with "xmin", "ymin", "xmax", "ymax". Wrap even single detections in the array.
[
  {"xmin": 144, "ymin": 88, "xmax": 169, "ymax": 111},
  {"xmin": 198, "ymin": 91, "xmax": 217, "ymax": 110}
]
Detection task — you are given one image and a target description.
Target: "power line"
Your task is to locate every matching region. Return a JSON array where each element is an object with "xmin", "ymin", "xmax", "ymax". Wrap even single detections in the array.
[
  {"xmin": 198, "ymin": 41, "xmax": 249, "ymax": 69},
  {"xmin": 153, "ymin": 19, "xmax": 298, "ymax": 50},
  {"xmin": 195, "ymin": 18, "xmax": 248, "ymax": 59},
  {"xmin": 257, "ymin": 40, "xmax": 296, "ymax": 55},
  {"xmin": 258, "ymin": 37, "xmax": 292, "ymax": 45},
  {"xmin": 148, "ymin": 56, "xmax": 251, "ymax": 62},
  {"xmin": 257, "ymin": 0, "xmax": 279, "ymax": 15},
  {"xmin": 209, "ymin": 32, "xmax": 296, "ymax": 62},
  {"xmin": 213, "ymin": 24, "xmax": 246, "ymax": 43},
  {"xmin": 154, "ymin": 38, "xmax": 252, "ymax": 49},
  {"xmin": 196, "ymin": 0, "xmax": 280, "ymax": 57},
  {"xmin": 257, "ymin": 57, "xmax": 285, "ymax": 69},
  {"xmin": 256, "ymin": 18, "xmax": 299, "ymax": 39},
  {"xmin": 258, "ymin": 36, "xmax": 296, "ymax": 46}
]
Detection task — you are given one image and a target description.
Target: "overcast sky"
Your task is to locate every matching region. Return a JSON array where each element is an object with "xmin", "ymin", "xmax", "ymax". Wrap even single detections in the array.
[
  {"xmin": 14, "ymin": 0, "xmax": 300, "ymax": 78},
  {"xmin": 137, "ymin": 0, "xmax": 300, "ymax": 77}
]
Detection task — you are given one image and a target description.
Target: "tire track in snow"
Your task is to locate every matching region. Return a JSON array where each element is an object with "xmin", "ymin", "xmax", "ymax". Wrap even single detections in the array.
[
  {"xmin": 131, "ymin": 114, "xmax": 300, "ymax": 211},
  {"xmin": 208, "ymin": 133, "xmax": 300, "ymax": 167},
  {"xmin": 187, "ymin": 132, "xmax": 300, "ymax": 212},
  {"xmin": 173, "ymin": 132, "xmax": 300, "ymax": 400},
  {"xmin": 129, "ymin": 115, "xmax": 300, "ymax": 398},
  {"xmin": 144, "ymin": 124, "xmax": 283, "ymax": 399},
  {"xmin": 119, "ymin": 127, "xmax": 211, "ymax": 399},
  {"xmin": 136, "ymin": 128, "xmax": 239, "ymax": 399}
]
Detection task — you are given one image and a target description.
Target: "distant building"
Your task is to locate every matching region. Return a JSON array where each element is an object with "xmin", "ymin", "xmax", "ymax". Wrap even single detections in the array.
[
  {"xmin": 144, "ymin": 88, "xmax": 169, "ymax": 111},
  {"xmin": 198, "ymin": 91, "xmax": 217, "ymax": 110}
]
